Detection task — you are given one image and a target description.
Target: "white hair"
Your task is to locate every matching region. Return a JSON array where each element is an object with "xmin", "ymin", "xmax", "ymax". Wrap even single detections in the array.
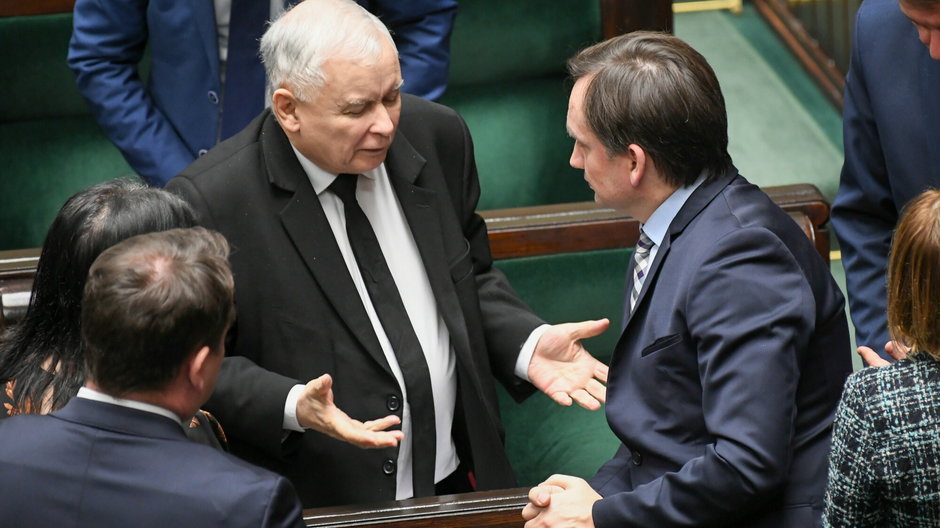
[{"xmin": 260, "ymin": 0, "xmax": 396, "ymax": 101}]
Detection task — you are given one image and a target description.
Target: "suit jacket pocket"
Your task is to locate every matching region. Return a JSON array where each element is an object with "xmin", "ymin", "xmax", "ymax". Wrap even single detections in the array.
[
  {"xmin": 640, "ymin": 333, "xmax": 684, "ymax": 357},
  {"xmin": 449, "ymin": 238, "xmax": 474, "ymax": 283}
]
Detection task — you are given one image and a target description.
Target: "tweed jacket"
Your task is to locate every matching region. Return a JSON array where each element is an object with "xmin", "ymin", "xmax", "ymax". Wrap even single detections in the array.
[{"xmin": 824, "ymin": 354, "xmax": 940, "ymax": 527}]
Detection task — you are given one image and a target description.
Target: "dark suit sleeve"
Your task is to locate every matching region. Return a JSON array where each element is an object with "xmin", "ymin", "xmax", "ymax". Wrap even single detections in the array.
[
  {"xmin": 593, "ymin": 228, "xmax": 815, "ymax": 526},
  {"xmin": 167, "ymin": 176, "xmax": 303, "ymax": 456},
  {"xmin": 371, "ymin": 0, "xmax": 457, "ymax": 100},
  {"xmin": 261, "ymin": 476, "xmax": 306, "ymax": 528},
  {"xmin": 830, "ymin": 7, "xmax": 893, "ymax": 355},
  {"xmin": 822, "ymin": 373, "xmax": 881, "ymax": 527},
  {"xmin": 443, "ymin": 110, "xmax": 545, "ymax": 398},
  {"xmin": 68, "ymin": 0, "xmax": 194, "ymax": 186}
]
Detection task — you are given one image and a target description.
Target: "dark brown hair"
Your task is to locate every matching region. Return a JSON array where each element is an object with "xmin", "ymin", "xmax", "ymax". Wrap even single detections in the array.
[
  {"xmin": 887, "ymin": 189, "xmax": 940, "ymax": 357},
  {"xmin": 82, "ymin": 228, "xmax": 234, "ymax": 395},
  {"xmin": 567, "ymin": 31, "xmax": 733, "ymax": 187}
]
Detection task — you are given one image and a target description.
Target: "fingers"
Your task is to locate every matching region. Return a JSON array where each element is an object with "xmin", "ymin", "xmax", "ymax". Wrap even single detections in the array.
[
  {"xmin": 542, "ymin": 474, "xmax": 579, "ymax": 489},
  {"xmin": 584, "ymin": 378, "xmax": 607, "ymax": 405},
  {"xmin": 521, "ymin": 502, "xmax": 541, "ymax": 522},
  {"xmin": 361, "ymin": 414, "xmax": 401, "ymax": 431},
  {"xmin": 857, "ymin": 346, "xmax": 890, "ymax": 368},
  {"xmin": 569, "ymin": 388, "xmax": 601, "ymax": 411},
  {"xmin": 594, "ymin": 362, "xmax": 609, "ymax": 383},
  {"xmin": 886, "ymin": 340, "xmax": 909, "ymax": 361},
  {"xmin": 567, "ymin": 318, "xmax": 610, "ymax": 340},
  {"xmin": 550, "ymin": 391, "xmax": 573, "ymax": 407}
]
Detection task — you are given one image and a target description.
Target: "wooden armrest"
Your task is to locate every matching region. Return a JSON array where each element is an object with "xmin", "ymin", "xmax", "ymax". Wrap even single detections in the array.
[
  {"xmin": 303, "ymin": 488, "xmax": 529, "ymax": 528},
  {"xmin": 481, "ymin": 183, "xmax": 830, "ymax": 263}
]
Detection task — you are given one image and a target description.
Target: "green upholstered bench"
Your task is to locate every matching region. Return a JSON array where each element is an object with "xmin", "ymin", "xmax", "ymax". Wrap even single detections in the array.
[{"xmin": 0, "ymin": 11, "xmax": 136, "ymax": 251}]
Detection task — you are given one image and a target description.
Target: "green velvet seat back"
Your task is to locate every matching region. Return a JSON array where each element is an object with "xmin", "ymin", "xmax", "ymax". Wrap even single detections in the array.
[
  {"xmin": 440, "ymin": 0, "xmax": 602, "ymax": 209},
  {"xmin": 0, "ymin": 14, "xmax": 133, "ymax": 251},
  {"xmin": 494, "ymin": 247, "xmax": 631, "ymax": 485}
]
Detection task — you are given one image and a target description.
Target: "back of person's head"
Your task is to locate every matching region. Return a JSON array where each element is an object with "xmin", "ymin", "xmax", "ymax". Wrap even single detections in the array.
[
  {"xmin": 567, "ymin": 31, "xmax": 733, "ymax": 188},
  {"xmin": 82, "ymin": 228, "xmax": 234, "ymax": 396},
  {"xmin": 261, "ymin": 0, "xmax": 396, "ymax": 101},
  {"xmin": 0, "ymin": 179, "xmax": 195, "ymax": 412},
  {"xmin": 887, "ymin": 189, "xmax": 940, "ymax": 357}
]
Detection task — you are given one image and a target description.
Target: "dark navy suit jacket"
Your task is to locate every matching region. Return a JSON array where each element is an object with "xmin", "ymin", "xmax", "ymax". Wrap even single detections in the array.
[
  {"xmin": 0, "ymin": 397, "xmax": 304, "ymax": 528},
  {"xmin": 591, "ymin": 171, "xmax": 853, "ymax": 527},
  {"xmin": 67, "ymin": 0, "xmax": 457, "ymax": 186},
  {"xmin": 832, "ymin": 0, "xmax": 940, "ymax": 354}
]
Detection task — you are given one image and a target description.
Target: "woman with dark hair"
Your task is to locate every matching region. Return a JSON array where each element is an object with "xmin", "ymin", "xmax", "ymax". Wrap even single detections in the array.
[
  {"xmin": 824, "ymin": 188, "xmax": 940, "ymax": 526},
  {"xmin": 0, "ymin": 179, "xmax": 227, "ymax": 449}
]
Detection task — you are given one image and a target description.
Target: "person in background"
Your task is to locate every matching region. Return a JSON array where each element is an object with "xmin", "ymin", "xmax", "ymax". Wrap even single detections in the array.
[
  {"xmin": 824, "ymin": 189, "xmax": 940, "ymax": 527},
  {"xmin": 168, "ymin": 0, "xmax": 610, "ymax": 508},
  {"xmin": 67, "ymin": 0, "xmax": 457, "ymax": 186},
  {"xmin": 522, "ymin": 31, "xmax": 852, "ymax": 527},
  {"xmin": 0, "ymin": 228, "xmax": 305, "ymax": 528},
  {"xmin": 832, "ymin": 0, "xmax": 940, "ymax": 363}
]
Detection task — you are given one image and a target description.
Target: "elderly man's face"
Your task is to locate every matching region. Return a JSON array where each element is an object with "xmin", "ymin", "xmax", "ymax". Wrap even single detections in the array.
[
  {"xmin": 566, "ymin": 76, "xmax": 634, "ymax": 212},
  {"xmin": 900, "ymin": 1, "xmax": 940, "ymax": 60},
  {"xmin": 291, "ymin": 39, "xmax": 403, "ymax": 174}
]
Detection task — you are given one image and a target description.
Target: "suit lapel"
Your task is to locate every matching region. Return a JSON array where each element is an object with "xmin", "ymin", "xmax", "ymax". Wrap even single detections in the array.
[
  {"xmin": 623, "ymin": 169, "xmax": 739, "ymax": 328},
  {"xmin": 264, "ymin": 115, "xmax": 393, "ymax": 376},
  {"xmin": 385, "ymin": 131, "xmax": 471, "ymax": 355}
]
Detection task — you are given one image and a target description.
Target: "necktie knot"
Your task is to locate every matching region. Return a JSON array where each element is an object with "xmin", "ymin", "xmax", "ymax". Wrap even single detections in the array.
[{"xmin": 330, "ymin": 173, "xmax": 359, "ymax": 204}]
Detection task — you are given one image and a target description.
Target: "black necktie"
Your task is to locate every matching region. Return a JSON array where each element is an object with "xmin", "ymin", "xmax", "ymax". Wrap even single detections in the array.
[
  {"xmin": 330, "ymin": 173, "xmax": 437, "ymax": 497},
  {"xmin": 221, "ymin": 0, "xmax": 267, "ymax": 139}
]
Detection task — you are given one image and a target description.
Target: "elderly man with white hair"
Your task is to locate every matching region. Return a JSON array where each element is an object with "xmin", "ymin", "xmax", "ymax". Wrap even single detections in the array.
[{"xmin": 168, "ymin": 0, "xmax": 610, "ymax": 508}]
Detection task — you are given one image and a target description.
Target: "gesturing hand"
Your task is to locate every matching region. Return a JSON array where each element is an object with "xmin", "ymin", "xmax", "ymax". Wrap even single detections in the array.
[
  {"xmin": 528, "ymin": 319, "xmax": 610, "ymax": 410},
  {"xmin": 296, "ymin": 374, "xmax": 404, "ymax": 448}
]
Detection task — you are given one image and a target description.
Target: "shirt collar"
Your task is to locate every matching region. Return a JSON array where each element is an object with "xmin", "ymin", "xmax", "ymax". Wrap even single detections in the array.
[
  {"xmin": 77, "ymin": 387, "xmax": 186, "ymax": 429},
  {"xmin": 641, "ymin": 172, "xmax": 707, "ymax": 246},
  {"xmin": 290, "ymin": 145, "xmax": 380, "ymax": 195}
]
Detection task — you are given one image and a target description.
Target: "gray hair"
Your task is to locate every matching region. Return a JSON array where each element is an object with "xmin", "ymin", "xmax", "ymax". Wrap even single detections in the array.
[{"xmin": 261, "ymin": 0, "xmax": 396, "ymax": 101}]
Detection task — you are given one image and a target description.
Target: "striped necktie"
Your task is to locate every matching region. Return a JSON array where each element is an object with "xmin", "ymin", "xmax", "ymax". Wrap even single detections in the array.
[{"xmin": 630, "ymin": 230, "xmax": 655, "ymax": 312}]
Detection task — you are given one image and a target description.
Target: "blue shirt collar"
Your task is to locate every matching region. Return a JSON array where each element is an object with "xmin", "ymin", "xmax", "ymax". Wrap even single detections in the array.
[{"xmin": 641, "ymin": 172, "xmax": 706, "ymax": 246}]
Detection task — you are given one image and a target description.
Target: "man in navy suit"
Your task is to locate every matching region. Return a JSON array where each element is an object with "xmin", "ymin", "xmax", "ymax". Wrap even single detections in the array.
[
  {"xmin": 522, "ymin": 32, "xmax": 853, "ymax": 527},
  {"xmin": 67, "ymin": 0, "xmax": 457, "ymax": 186},
  {"xmin": 0, "ymin": 228, "xmax": 305, "ymax": 527},
  {"xmin": 833, "ymin": 0, "xmax": 940, "ymax": 362}
]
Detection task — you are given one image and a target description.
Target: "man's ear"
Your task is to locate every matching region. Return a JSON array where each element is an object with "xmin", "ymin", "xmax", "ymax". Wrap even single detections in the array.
[
  {"xmin": 272, "ymin": 88, "xmax": 301, "ymax": 133},
  {"xmin": 626, "ymin": 144, "xmax": 648, "ymax": 189},
  {"xmin": 186, "ymin": 345, "xmax": 213, "ymax": 392}
]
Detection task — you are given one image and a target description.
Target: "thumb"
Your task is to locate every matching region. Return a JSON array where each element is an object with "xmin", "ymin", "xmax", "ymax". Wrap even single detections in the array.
[
  {"xmin": 309, "ymin": 373, "xmax": 333, "ymax": 395},
  {"xmin": 569, "ymin": 318, "xmax": 610, "ymax": 340}
]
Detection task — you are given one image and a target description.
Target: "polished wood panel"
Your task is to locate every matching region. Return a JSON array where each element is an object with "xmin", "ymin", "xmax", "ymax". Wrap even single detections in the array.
[
  {"xmin": 303, "ymin": 488, "xmax": 528, "ymax": 528},
  {"xmin": 0, "ymin": 0, "xmax": 74, "ymax": 17},
  {"xmin": 601, "ymin": 0, "xmax": 674, "ymax": 38}
]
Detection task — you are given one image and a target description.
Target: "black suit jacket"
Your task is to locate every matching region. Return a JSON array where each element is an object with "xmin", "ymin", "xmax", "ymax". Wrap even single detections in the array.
[
  {"xmin": 0, "ymin": 397, "xmax": 303, "ymax": 528},
  {"xmin": 167, "ymin": 95, "xmax": 544, "ymax": 506}
]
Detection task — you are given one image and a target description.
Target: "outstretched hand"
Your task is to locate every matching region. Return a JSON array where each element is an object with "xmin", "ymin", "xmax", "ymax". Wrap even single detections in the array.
[
  {"xmin": 296, "ymin": 374, "xmax": 404, "ymax": 448},
  {"xmin": 857, "ymin": 340, "xmax": 909, "ymax": 368},
  {"xmin": 528, "ymin": 319, "xmax": 610, "ymax": 410}
]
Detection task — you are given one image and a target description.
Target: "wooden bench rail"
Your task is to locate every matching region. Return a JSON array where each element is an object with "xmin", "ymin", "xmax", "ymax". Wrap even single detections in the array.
[
  {"xmin": 0, "ymin": 183, "xmax": 831, "ymax": 332},
  {"xmin": 302, "ymin": 488, "xmax": 529, "ymax": 528}
]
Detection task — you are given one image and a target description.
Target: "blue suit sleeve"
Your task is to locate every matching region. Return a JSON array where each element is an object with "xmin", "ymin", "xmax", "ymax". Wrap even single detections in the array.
[
  {"xmin": 68, "ymin": 0, "xmax": 196, "ymax": 186},
  {"xmin": 370, "ymin": 0, "xmax": 458, "ymax": 100},
  {"xmin": 830, "ymin": 7, "xmax": 894, "ymax": 355},
  {"xmin": 593, "ymin": 229, "xmax": 816, "ymax": 526}
]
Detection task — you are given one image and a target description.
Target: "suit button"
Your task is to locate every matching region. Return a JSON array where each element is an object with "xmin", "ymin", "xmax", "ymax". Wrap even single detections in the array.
[
  {"xmin": 382, "ymin": 459, "xmax": 396, "ymax": 475},
  {"xmin": 208, "ymin": 90, "xmax": 219, "ymax": 104},
  {"xmin": 632, "ymin": 451, "xmax": 643, "ymax": 466},
  {"xmin": 386, "ymin": 395, "xmax": 400, "ymax": 412}
]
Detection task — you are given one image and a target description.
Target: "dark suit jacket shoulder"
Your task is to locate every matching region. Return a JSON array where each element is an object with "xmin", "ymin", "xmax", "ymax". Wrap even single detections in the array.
[
  {"xmin": 592, "ymin": 172, "xmax": 852, "ymax": 527},
  {"xmin": 0, "ymin": 398, "xmax": 303, "ymax": 528}
]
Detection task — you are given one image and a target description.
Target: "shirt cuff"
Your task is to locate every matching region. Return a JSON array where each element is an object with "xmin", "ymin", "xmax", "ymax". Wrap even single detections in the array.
[
  {"xmin": 283, "ymin": 384, "xmax": 306, "ymax": 432},
  {"xmin": 515, "ymin": 324, "xmax": 550, "ymax": 382}
]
